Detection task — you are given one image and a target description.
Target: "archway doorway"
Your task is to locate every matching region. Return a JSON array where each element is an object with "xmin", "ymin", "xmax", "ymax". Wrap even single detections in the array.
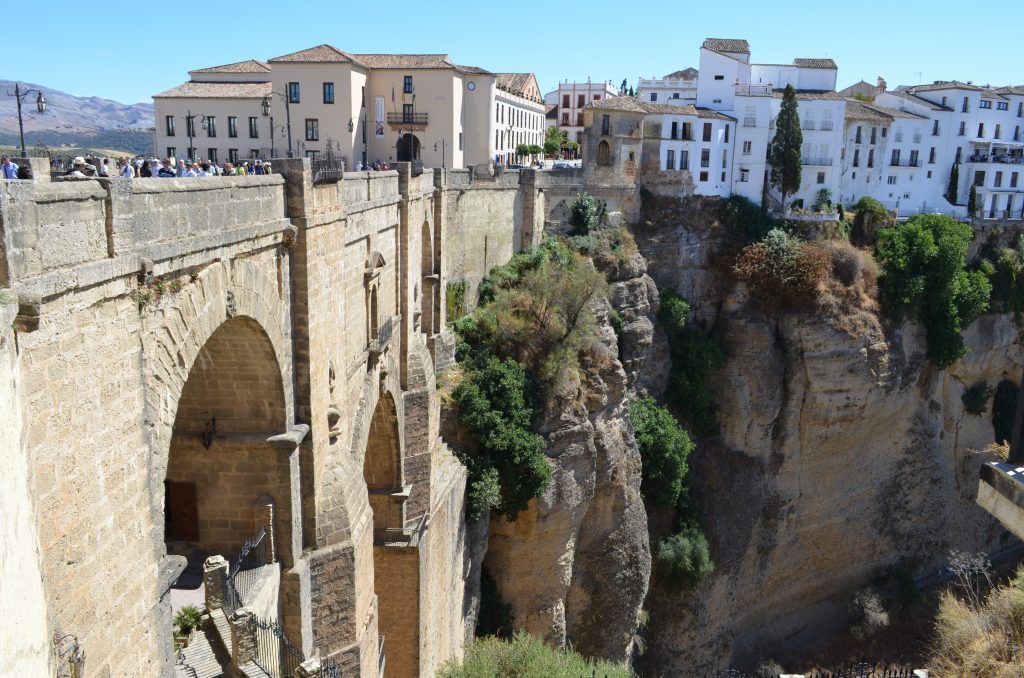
[{"xmin": 397, "ymin": 133, "xmax": 421, "ymax": 162}]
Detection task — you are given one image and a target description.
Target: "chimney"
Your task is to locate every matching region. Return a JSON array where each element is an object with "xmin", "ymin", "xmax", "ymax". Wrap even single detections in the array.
[{"xmin": 876, "ymin": 77, "xmax": 887, "ymax": 94}]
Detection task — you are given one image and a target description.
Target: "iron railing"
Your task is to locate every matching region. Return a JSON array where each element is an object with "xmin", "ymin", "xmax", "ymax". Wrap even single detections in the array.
[
  {"xmin": 252, "ymin": 616, "xmax": 304, "ymax": 678},
  {"xmin": 820, "ymin": 121, "xmax": 834, "ymax": 130},
  {"xmin": 311, "ymin": 159, "xmax": 343, "ymax": 184},
  {"xmin": 742, "ymin": 117, "xmax": 757, "ymax": 127},
  {"xmin": 387, "ymin": 112, "xmax": 428, "ymax": 125},
  {"xmin": 801, "ymin": 157, "xmax": 834, "ymax": 166},
  {"xmin": 369, "ymin": 315, "xmax": 398, "ymax": 356},
  {"xmin": 223, "ymin": 527, "xmax": 269, "ymax": 618},
  {"xmin": 735, "ymin": 84, "xmax": 772, "ymax": 96},
  {"xmin": 378, "ymin": 635, "xmax": 385, "ymax": 677}
]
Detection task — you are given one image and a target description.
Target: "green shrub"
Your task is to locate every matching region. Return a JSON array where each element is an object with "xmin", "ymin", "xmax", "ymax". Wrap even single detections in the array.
[
  {"xmin": 852, "ymin": 196, "xmax": 892, "ymax": 245},
  {"xmin": 174, "ymin": 605, "xmax": 203, "ymax": 636},
  {"xmin": 963, "ymin": 381, "xmax": 994, "ymax": 416},
  {"xmin": 993, "ymin": 379, "xmax": 1019, "ymax": 445},
  {"xmin": 875, "ymin": 214, "xmax": 990, "ymax": 367},
  {"xmin": 446, "ymin": 280, "xmax": 468, "ymax": 321},
  {"xmin": 722, "ymin": 195, "xmax": 776, "ymax": 244},
  {"xmin": 570, "ymin": 192, "xmax": 601, "ymax": 235},
  {"xmin": 441, "ymin": 632, "xmax": 636, "ymax": 678},
  {"xmin": 629, "ymin": 396, "xmax": 695, "ymax": 507},
  {"xmin": 655, "ymin": 526, "xmax": 714, "ymax": 592},
  {"xmin": 979, "ymin": 244, "xmax": 1024, "ymax": 320},
  {"xmin": 813, "ymin": 188, "xmax": 833, "ymax": 213},
  {"xmin": 658, "ymin": 289, "xmax": 724, "ymax": 436},
  {"xmin": 732, "ymin": 228, "xmax": 832, "ymax": 312}
]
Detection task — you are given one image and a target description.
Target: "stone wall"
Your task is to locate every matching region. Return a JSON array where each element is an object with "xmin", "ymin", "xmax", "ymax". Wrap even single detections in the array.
[{"xmin": 0, "ymin": 294, "xmax": 53, "ymax": 677}]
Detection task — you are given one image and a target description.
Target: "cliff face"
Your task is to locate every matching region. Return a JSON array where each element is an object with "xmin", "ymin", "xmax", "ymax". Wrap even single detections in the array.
[
  {"xmin": 633, "ymin": 204, "xmax": 1024, "ymax": 672},
  {"xmin": 482, "ymin": 250, "xmax": 660, "ymax": 662}
]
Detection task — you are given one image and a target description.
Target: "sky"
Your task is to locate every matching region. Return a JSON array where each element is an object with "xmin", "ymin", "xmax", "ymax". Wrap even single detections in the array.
[{"xmin": 5, "ymin": 0, "xmax": 1021, "ymax": 105}]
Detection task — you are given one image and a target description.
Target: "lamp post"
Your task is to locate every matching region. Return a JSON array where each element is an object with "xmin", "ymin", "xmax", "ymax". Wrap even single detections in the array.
[
  {"xmin": 5, "ymin": 83, "xmax": 46, "ymax": 158},
  {"xmin": 262, "ymin": 90, "xmax": 293, "ymax": 158},
  {"xmin": 434, "ymin": 139, "xmax": 447, "ymax": 169},
  {"xmin": 184, "ymin": 110, "xmax": 209, "ymax": 163},
  {"xmin": 349, "ymin": 116, "xmax": 368, "ymax": 168}
]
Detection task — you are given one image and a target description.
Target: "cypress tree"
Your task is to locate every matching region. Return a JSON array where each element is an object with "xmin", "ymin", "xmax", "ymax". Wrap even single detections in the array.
[
  {"xmin": 968, "ymin": 184, "xmax": 977, "ymax": 217},
  {"xmin": 946, "ymin": 163, "xmax": 959, "ymax": 204},
  {"xmin": 769, "ymin": 85, "xmax": 803, "ymax": 209}
]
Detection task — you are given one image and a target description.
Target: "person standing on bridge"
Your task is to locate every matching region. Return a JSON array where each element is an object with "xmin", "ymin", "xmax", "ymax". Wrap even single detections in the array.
[{"xmin": 1, "ymin": 156, "xmax": 19, "ymax": 180}]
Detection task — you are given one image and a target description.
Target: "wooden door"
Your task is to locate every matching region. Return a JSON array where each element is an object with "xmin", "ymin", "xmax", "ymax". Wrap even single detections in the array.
[{"xmin": 165, "ymin": 480, "xmax": 199, "ymax": 542}]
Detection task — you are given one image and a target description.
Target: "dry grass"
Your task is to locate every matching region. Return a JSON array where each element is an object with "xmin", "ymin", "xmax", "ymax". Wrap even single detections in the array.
[{"xmin": 929, "ymin": 568, "xmax": 1024, "ymax": 677}]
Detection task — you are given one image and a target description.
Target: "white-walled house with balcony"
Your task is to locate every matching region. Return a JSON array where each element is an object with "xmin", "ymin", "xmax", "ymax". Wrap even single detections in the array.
[{"xmin": 637, "ymin": 68, "xmax": 699, "ymax": 106}]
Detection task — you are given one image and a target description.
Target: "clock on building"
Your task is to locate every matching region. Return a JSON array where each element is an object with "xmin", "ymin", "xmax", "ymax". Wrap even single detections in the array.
[{"xmin": 467, "ymin": 82, "xmax": 476, "ymax": 91}]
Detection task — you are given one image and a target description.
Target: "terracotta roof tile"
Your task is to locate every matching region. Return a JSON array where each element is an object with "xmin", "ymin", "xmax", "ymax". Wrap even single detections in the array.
[
  {"xmin": 771, "ymin": 89, "xmax": 845, "ymax": 100},
  {"xmin": 586, "ymin": 97, "xmax": 648, "ymax": 113},
  {"xmin": 496, "ymin": 73, "xmax": 534, "ymax": 97},
  {"xmin": 354, "ymin": 54, "xmax": 453, "ymax": 69},
  {"xmin": 883, "ymin": 90, "xmax": 952, "ymax": 111},
  {"xmin": 695, "ymin": 107, "xmax": 735, "ymax": 120},
  {"xmin": 191, "ymin": 59, "xmax": 270, "ymax": 74},
  {"xmin": 844, "ymin": 100, "xmax": 893, "ymax": 123},
  {"xmin": 907, "ymin": 80, "xmax": 983, "ymax": 93},
  {"xmin": 702, "ymin": 38, "xmax": 750, "ymax": 54},
  {"xmin": 456, "ymin": 64, "xmax": 493, "ymax": 76},
  {"xmin": 153, "ymin": 81, "xmax": 271, "ymax": 99},
  {"xmin": 664, "ymin": 68, "xmax": 699, "ymax": 79},
  {"xmin": 793, "ymin": 58, "xmax": 838, "ymax": 70},
  {"xmin": 268, "ymin": 44, "xmax": 366, "ymax": 67},
  {"xmin": 642, "ymin": 102, "xmax": 699, "ymax": 115}
]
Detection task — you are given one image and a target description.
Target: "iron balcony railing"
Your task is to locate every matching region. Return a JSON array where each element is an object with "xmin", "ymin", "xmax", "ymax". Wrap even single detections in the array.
[
  {"xmin": 369, "ymin": 315, "xmax": 398, "ymax": 356},
  {"xmin": 386, "ymin": 112, "xmax": 428, "ymax": 125},
  {"xmin": 820, "ymin": 121, "xmax": 834, "ymax": 131},
  {"xmin": 223, "ymin": 527, "xmax": 269, "ymax": 618},
  {"xmin": 373, "ymin": 514, "xmax": 426, "ymax": 547},
  {"xmin": 801, "ymin": 157, "xmax": 833, "ymax": 166},
  {"xmin": 801, "ymin": 121, "xmax": 816, "ymax": 130},
  {"xmin": 734, "ymin": 84, "xmax": 772, "ymax": 96},
  {"xmin": 251, "ymin": 616, "xmax": 304, "ymax": 678},
  {"xmin": 311, "ymin": 158, "xmax": 343, "ymax": 184},
  {"xmin": 742, "ymin": 117, "xmax": 757, "ymax": 127},
  {"xmin": 890, "ymin": 160, "xmax": 920, "ymax": 167}
]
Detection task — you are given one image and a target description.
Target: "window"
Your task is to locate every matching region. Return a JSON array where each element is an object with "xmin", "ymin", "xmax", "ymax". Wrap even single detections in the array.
[
  {"xmin": 722, "ymin": 149, "xmax": 728, "ymax": 168},
  {"xmin": 980, "ymin": 100, "xmax": 992, "ymax": 109},
  {"xmin": 305, "ymin": 118, "xmax": 319, "ymax": 141},
  {"xmin": 1016, "ymin": 126, "xmax": 1022, "ymax": 142},
  {"xmin": 855, "ymin": 127, "xmax": 862, "ymax": 143},
  {"xmin": 742, "ymin": 141, "xmax": 752, "ymax": 155},
  {"xmin": 995, "ymin": 124, "xmax": 1001, "ymax": 139},
  {"xmin": 867, "ymin": 149, "xmax": 874, "ymax": 167},
  {"xmin": 682, "ymin": 122, "xmax": 692, "ymax": 140},
  {"xmin": 1019, "ymin": 102, "xmax": 1023, "ymax": 117},
  {"xmin": 578, "ymin": 94, "xmax": 585, "ymax": 108},
  {"xmin": 700, "ymin": 148, "xmax": 710, "ymax": 168},
  {"xmin": 562, "ymin": 112, "xmax": 569, "ymax": 125},
  {"xmin": 955, "ymin": 146, "xmax": 962, "ymax": 163},
  {"xmin": 958, "ymin": 121, "xmax": 966, "ymax": 136},
  {"xmin": 666, "ymin": 149, "xmax": 675, "ymax": 170},
  {"xmin": 942, "ymin": 96, "xmax": 947, "ymax": 106},
  {"xmin": 995, "ymin": 171, "xmax": 1003, "ymax": 188},
  {"xmin": 288, "ymin": 82, "xmax": 300, "ymax": 103},
  {"xmin": 228, "ymin": 149, "xmax": 239, "ymax": 163},
  {"xmin": 576, "ymin": 113, "xmax": 584, "ymax": 127},
  {"xmin": 817, "ymin": 172, "xmax": 825, "ymax": 184},
  {"xmin": 249, "ymin": 117, "xmax": 259, "ymax": 138},
  {"xmin": 562, "ymin": 94, "xmax": 570, "ymax": 108},
  {"xmin": 596, "ymin": 140, "xmax": 612, "ymax": 166},
  {"xmin": 870, "ymin": 127, "xmax": 877, "ymax": 144},
  {"xmin": 165, "ymin": 115, "xmax": 175, "ymax": 136},
  {"xmin": 228, "ymin": 116, "xmax": 238, "ymax": 138},
  {"xmin": 974, "ymin": 171, "xmax": 985, "ymax": 186},
  {"xmin": 672, "ymin": 92, "xmax": 680, "ymax": 99},
  {"xmin": 702, "ymin": 122, "xmax": 712, "ymax": 142},
  {"xmin": 890, "ymin": 149, "xmax": 900, "ymax": 166},
  {"xmin": 699, "ymin": 171, "xmax": 708, "ymax": 182},
  {"xmin": 403, "ymin": 103, "xmax": 414, "ymax": 123},
  {"xmin": 186, "ymin": 116, "xmax": 196, "ymax": 137},
  {"xmin": 739, "ymin": 168, "xmax": 749, "ymax": 182},
  {"xmin": 909, "ymin": 150, "xmax": 919, "ymax": 166},
  {"xmin": 404, "ymin": 75, "xmax": 413, "ymax": 94},
  {"xmin": 670, "ymin": 121, "xmax": 678, "ymax": 140},
  {"xmin": 853, "ymin": 149, "xmax": 860, "ymax": 167},
  {"xmin": 887, "ymin": 175, "xmax": 897, "ymax": 185},
  {"xmin": 650, "ymin": 92, "xmax": 658, "ymax": 102},
  {"xmin": 1012, "ymin": 172, "xmax": 1019, "ymax": 188},
  {"xmin": 323, "ymin": 82, "xmax": 335, "ymax": 104},
  {"xmin": 601, "ymin": 115, "xmax": 610, "ymax": 135},
  {"xmin": 724, "ymin": 124, "xmax": 730, "ymax": 143},
  {"xmin": 305, "ymin": 150, "xmax": 320, "ymax": 160},
  {"xmin": 712, "ymin": 99, "xmax": 722, "ymax": 104},
  {"xmin": 362, "ymin": 86, "xmax": 365, "ymax": 107},
  {"xmin": 978, "ymin": 123, "xmax": 985, "ymax": 137},
  {"xmin": 928, "ymin": 147, "xmax": 936, "ymax": 164},
  {"xmin": 594, "ymin": 95, "xmax": 601, "ymax": 101},
  {"xmin": 680, "ymin": 150, "xmax": 688, "ymax": 169},
  {"xmin": 721, "ymin": 171, "xmax": 726, "ymax": 181},
  {"xmin": 207, "ymin": 148, "xmax": 217, "ymax": 164},
  {"xmin": 206, "ymin": 116, "xmax": 216, "ymax": 137},
  {"xmin": 167, "ymin": 146, "xmax": 176, "ymax": 159},
  {"xmin": 459, "ymin": 132, "xmax": 463, "ymax": 151},
  {"xmin": 714, "ymin": 74, "xmax": 724, "ymax": 80},
  {"xmin": 962, "ymin": 97, "xmax": 969, "ymax": 113},
  {"xmin": 932, "ymin": 120, "xmax": 940, "ymax": 136},
  {"xmin": 927, "ymin": 171, "xmax": 932, "ymax": 178},
  {"xmin": 881, "ymin": 126, "xmax": 887, "ymax": 138}
]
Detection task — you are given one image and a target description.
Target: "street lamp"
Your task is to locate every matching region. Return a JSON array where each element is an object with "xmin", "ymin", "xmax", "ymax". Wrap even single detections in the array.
[
  {"xmin": 183, "ymin": 110, "xmax": 209, "ymax": 163},
  {"xmin": 262, "ymin": 90, "xmax": 294, "ymax": 158},
  {"xmin": 5, "ymin": 83, "xmax": 46, "ymax": 158},
  {"xmin": 349, "ymin": 115, "xmax": 368, "ymax": 168}
]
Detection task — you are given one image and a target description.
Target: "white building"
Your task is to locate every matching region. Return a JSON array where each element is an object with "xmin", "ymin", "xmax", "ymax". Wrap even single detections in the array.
[
  {"xmin": 493, "ymin": 73, "xmax": 547, "ymax": 165},
  {"xmin": 637, "ymin": 68, "xmax": 699, "ymax": 106},
  {"xmin": 543, "ymin": 80, "xmax": 619, "ymax": 148}
]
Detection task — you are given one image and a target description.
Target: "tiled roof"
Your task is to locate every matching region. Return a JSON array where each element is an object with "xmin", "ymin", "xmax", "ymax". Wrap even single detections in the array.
[
  {"xmin": 844, "ymin": 100, "xmax": 893, "ymax": 123},
  {"xmin": 696, "ymin": 107, "xmax": 735, "ymax": 120},
  {"xmin": 153, "ymin": 81, "xmax": 271, "ymax": 99},
  {"xmin": 456, "ymin": 64, "xmax": 493, "ymax": 76},
  {"xmin": 664, "ymin": 68, "xmax": 699, "ymax": 79},
  {"xmin": 702, "ymin": 38, "xmax": 750, "ymax": 54},
  {"xmin": 794, "ymin": 58, "xmax": 838, "ymax": 70},
  {"xmin": 883, "ymin": 90, "xmax": 952, "ymax": 111},
  {"xmin": 268, "ymin": 44, "xmax": 366, "ymax": 67},
  {"xmin": 866, "ymin": 103, "xmax": 926, "ymax": 120},
  {"xmin": 908, "ymin": 80, "xmax": 983, "ymax": 93},
  {"xmin": 496, "ymin": 73, "xmax": 535, "ymax": 97},
  {"xmin": 191, "ymin": 59, "xmax": 270, "ymax": 74},
  {"xmin": 642, "ymin": 102, "xmax": 699, "ymax": 115},
  {"xmin": 354, "ymin": 54, "xmax": 454, "ymax": 69},
  {"xmin": 586, "ymin": 97, "xmax": 648, "ymax": 113},
  {"xmin": 771, "ymin": 89, "xmax": 845, "ymax": 100},
  {"xmin": 545, "ymin": 103, "xmax": 558, "ymax": 119},
  {"xmin": 995, "ymin": 86, "xmax": 1024, "ymax": 96}
]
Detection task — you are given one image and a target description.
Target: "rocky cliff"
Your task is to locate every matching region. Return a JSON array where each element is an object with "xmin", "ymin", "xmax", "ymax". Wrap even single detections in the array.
[{"xmin": 632, "ymin": 198, "xmax": 1023, "ymax": 672}]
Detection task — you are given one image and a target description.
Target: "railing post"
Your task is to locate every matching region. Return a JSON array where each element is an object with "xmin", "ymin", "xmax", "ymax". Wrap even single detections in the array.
[
  {"xmin": 296, "ymin": 657, "xmax": 321, "ymax": 678},
  {"xmin": 203, "ymin": 555, "xmax": 229, "ymax": 612},
  {"xmin": 255, "ymin": 496, "xmax": 277, "ymax": 564},
  {"xmin": 229, "ymin": 607, "xmax": 257, "ymax": 667}
]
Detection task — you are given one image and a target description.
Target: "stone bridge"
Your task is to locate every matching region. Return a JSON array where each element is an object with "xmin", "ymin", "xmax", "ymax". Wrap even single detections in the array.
[{"xmin": 0, "ymin": 160, "xmax": 545, "ymax": 677}]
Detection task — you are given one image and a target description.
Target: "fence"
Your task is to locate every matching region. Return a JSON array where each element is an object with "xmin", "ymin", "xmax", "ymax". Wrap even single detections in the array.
[
  {"xmin": 715, "ymin": 662, "xmax": 919, "ymax": 677},
  {"xmin": 311, "ymin": 159, "xmax": 344, "ymax": 185},
  {"xmin": 223, "ymin": 527, "xmax": 269, "ymax": 618},
  {"xmin": 252, "ymin": 616, "xmax": 305, "ymax": 678}
]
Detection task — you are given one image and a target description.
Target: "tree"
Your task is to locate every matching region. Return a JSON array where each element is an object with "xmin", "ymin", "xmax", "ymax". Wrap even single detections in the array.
[
  {"xmin": 946, "ymin": 162, "xmax": 960, "ymax": 205},
  {"xmin": 968, "ymin": 184, "xmax": 978, "ymax": 217},
  {"xmin": 620, "ymin": 78, "xmax": 628, "ymax": 95},
  {"xmin": 515, "ymin": 143, "xmax": 531, "ymax": 160},
  {"xmin": 628, "ymin": 86, "xmax": 635, "ymax": 97},
  {"xmin": 769, "ymin": 84, "xmax": 803, "ymax": 209},
  {"xmin": 543, "ymin": 126, "xmax": 563, "ymax": 157}
]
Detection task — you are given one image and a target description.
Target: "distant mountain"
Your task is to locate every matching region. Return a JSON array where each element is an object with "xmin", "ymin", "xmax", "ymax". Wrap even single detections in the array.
[{"xmin": 0, "ymin": 80, "xmax": 154, "ymax": 154}]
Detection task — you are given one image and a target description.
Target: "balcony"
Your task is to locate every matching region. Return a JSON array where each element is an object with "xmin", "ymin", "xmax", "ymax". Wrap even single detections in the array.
[
  {"xmin": 968, "ymin": 154, "xmax": 1024, "ymax": 165},
  {"xmin": 369, "ymin": 314, "xmax": 399, "ymax": 356},
  {"xmin": 820, "ymin": 121, "xmax": 834, "ymax": 131},
  {"xmin": 894, "ymin": 133, "xmax": 903, "ymax": 143},
  {"xmin": 801, "ymin": 157, "xmax": 833, "ymax": 166},
  {"xmin": 890, "ymin": 160, "xmax": 920, "ymax": 168},
  {"xmin": 386, "ymin": 112, "xmax": 428, "ymax": 126},
  {"xmin": 735, "ymin": 84, "xmax": 772, "ymax": 96},
  {"xmin": 742, "ymin": 117, "xmax": 757, "ymax": 128},
  {"xmin": 373, "ymin": 514, "xmax": 425, "ymax": 547},
  {"xmin": 801, "ymin": 121, "xmax": 816, "ymax": 130}
]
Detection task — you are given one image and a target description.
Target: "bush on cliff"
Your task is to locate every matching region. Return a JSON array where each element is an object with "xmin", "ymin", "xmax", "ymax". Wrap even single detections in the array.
[
  {"xmin": 440, "ymin": 632, "xmax": 635, "ymax": 678},
  {"xmin": 657, "ymin": 289, "xmax": 724, "ymax": 436},
  {"xmin": 732, "ymin": 228, "xmax": 832, "ymax": 314},
  {"xmin": 722, "ymin": 195, "xmax": 776, "ymax": 244},
  {"xmin": 852, "ymin": 196, "xmax": 892, "ymax": 245},
  {"xmin": 629, "ymin": 395, "xmax": 695, "ymax": 507},
  {"xmin": 875, "ymin": 214, "xmax": 990, "ymax": 367},
  {"xmin": 655, "ymin": 525, "xmax": 714, "ymax": 592},
  {"xmin": 978, "ymin": 243, "xmax": 1024, "ymax": 320}
]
